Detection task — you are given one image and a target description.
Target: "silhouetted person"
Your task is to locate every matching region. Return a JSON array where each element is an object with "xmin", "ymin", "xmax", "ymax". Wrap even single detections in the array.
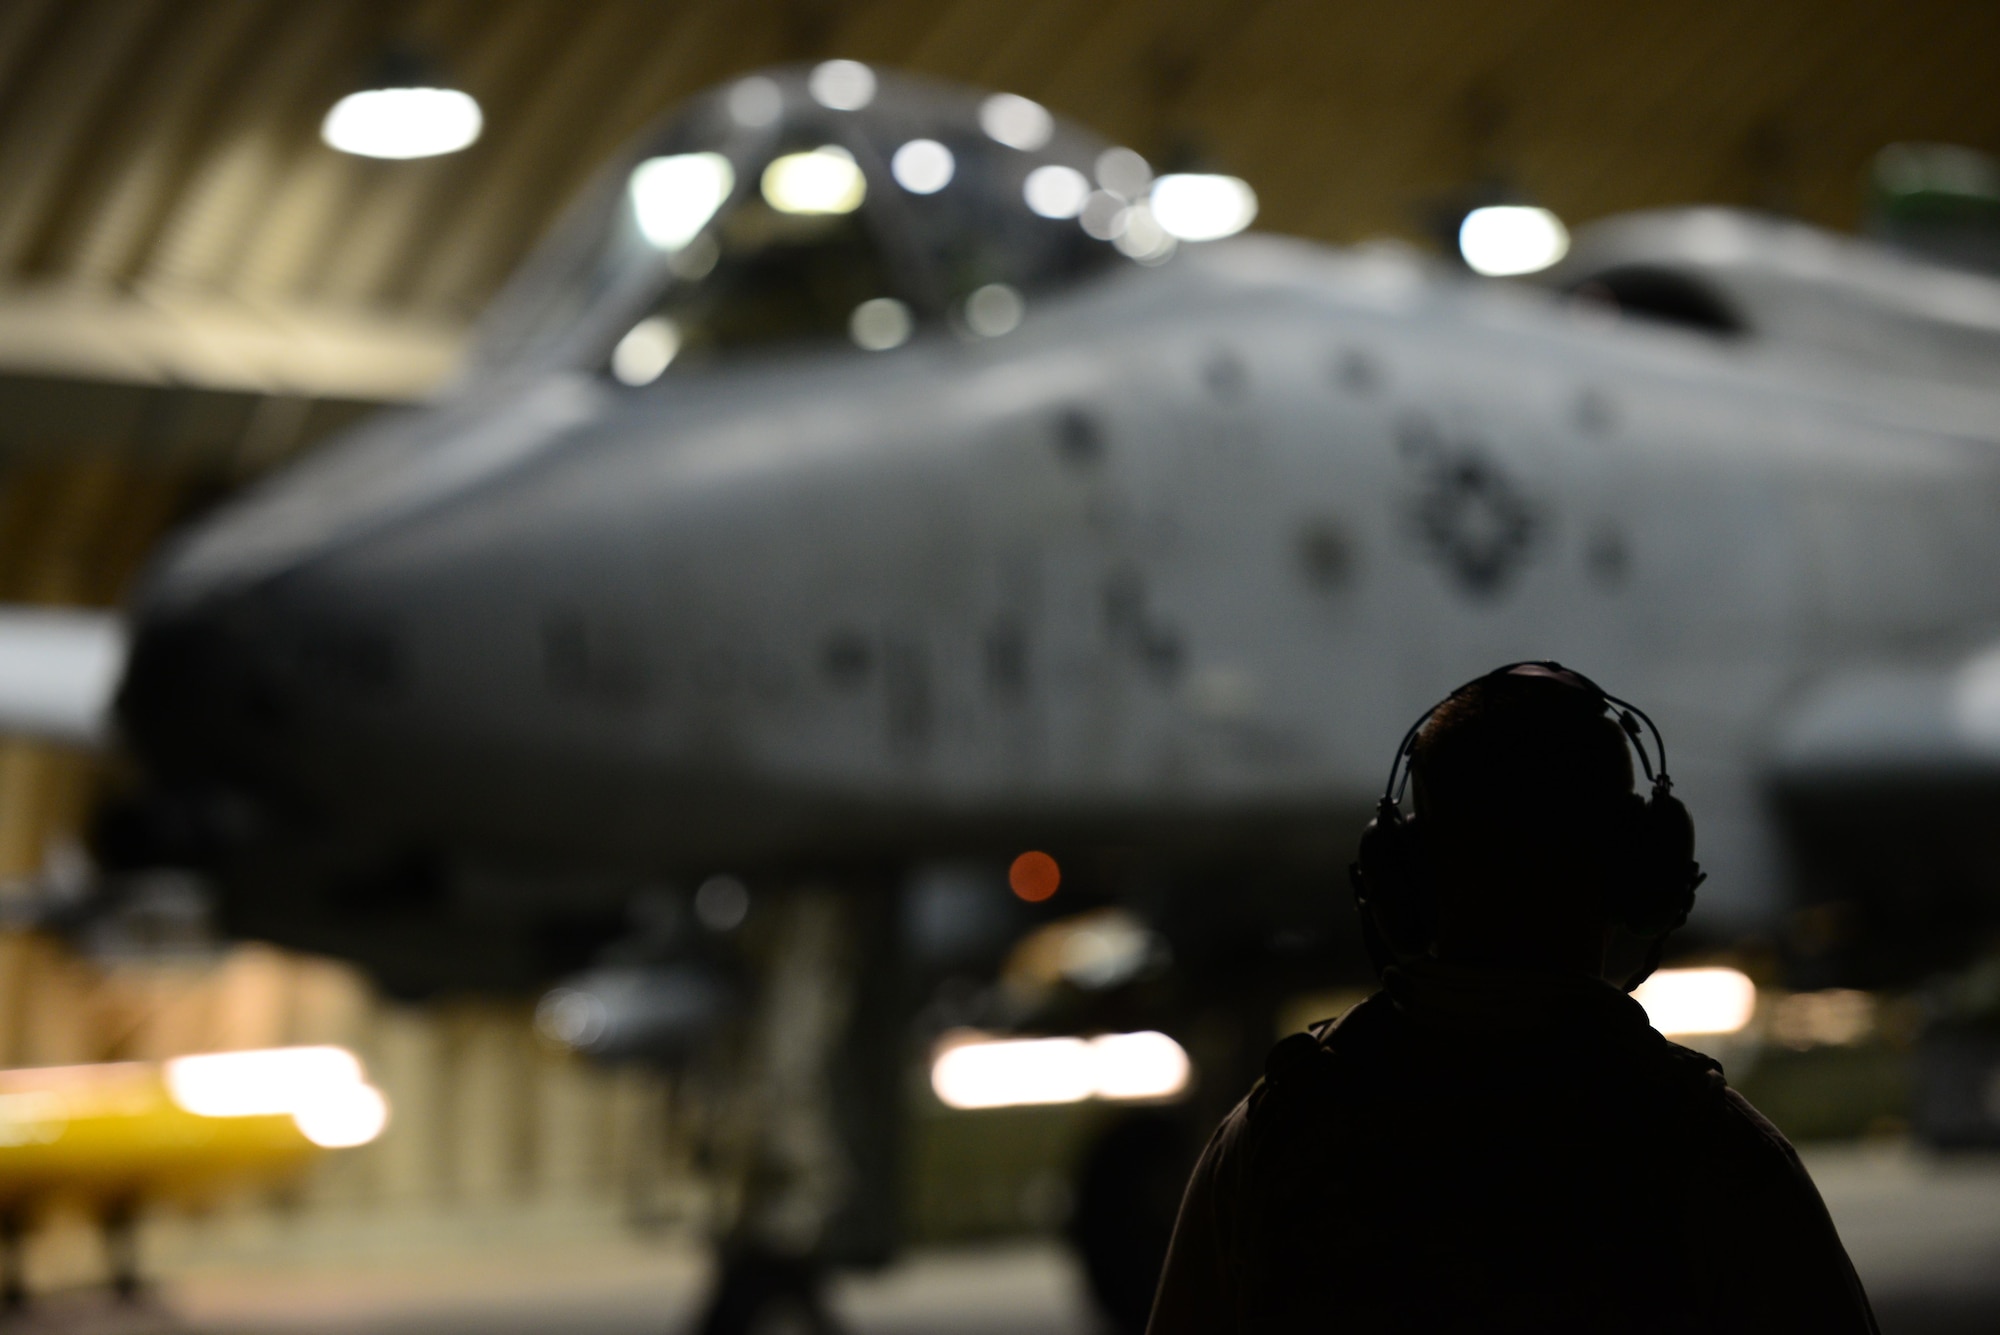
[{"xmin": 1148, "ymin": 663, "xmax": 1877, "ymax": 1334}]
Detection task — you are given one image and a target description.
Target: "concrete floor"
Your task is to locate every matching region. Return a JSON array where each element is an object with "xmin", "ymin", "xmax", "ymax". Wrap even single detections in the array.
[{"xmin": 4, "ymin": 1143, "xmax": 1997, "ymax": 1335}]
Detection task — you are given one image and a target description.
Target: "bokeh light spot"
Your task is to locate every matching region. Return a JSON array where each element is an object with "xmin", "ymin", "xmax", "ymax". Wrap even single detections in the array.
[{"xmin": 1009, "ymin": 850, "xmax": 1061, "ymax": 902}]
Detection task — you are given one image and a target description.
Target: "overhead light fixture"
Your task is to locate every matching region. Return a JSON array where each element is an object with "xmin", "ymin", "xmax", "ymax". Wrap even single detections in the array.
[
  {"xmin": 611, "ymin": 317, "xmax": 681, "ymax": 386},
  {"xmin": 1458, "ymin": 205, "xmax": 1570, "ymax": 276},
  {"xmin": 322, "ymin": 51, "xmax": 481, "ymax": 160},
  {"xmin": 763, "ymin": 146, "xmax": 866, "ymax": 215},
  {"xmin": 1023, "ymin": 164, "xmax": 1090, "ymax": 219},
  {"xmin": 850, "ymin": 297, "xmax": 912, "ymax": 351},
  {"xmin": 809, "ymin": 59, "xmax": 876, "ymax": 111},
  {"xmin": 1150, "ymin": 174, "xmax": 1258, "ymax": 242},
  {"xmin": 891, "ymin": 139, "xmax": 955, "ymax": 195},
  {"xmin": 980, "ymin": 93, "xmax": 1054, "ymax": 151}
]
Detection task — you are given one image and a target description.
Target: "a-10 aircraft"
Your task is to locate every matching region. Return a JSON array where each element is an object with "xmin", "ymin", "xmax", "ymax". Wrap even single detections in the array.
[{"xmin": 9, "ymin": 60, "xmax": 2000, "ymax": 1333}]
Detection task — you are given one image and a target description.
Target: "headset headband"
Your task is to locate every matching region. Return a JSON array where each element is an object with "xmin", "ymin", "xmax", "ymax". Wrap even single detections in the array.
[{"xmin": 1379, "ymin": 660, "xmax": 1673, "ymax": 810}]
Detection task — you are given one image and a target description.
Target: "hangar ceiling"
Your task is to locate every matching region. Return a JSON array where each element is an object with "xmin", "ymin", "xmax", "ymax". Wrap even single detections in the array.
[{"xmin": 0, "ymin": 0, "xmax": 1994, "ymax": 401}]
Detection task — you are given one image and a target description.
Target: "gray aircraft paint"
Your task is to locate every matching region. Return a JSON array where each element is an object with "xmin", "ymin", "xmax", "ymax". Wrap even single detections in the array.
[{"xmin": 118, "ymin": 71, "xmax": 2000, "ymax": 945}]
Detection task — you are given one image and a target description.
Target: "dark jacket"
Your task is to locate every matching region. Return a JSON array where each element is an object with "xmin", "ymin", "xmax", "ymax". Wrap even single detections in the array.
[{"xmin": 1147, "ymin": 961, "xmax": 1878, "ymax": 1334}]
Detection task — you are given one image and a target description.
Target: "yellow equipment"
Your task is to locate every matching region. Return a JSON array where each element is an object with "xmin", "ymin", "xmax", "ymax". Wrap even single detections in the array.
[{"xmin": 0, "ymin": 1046, "xmax": 388, "ymax": 1303}]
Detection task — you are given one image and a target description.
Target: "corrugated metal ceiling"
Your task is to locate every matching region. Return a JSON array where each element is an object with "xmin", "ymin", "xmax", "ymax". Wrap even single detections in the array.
[{"xmin": 0, "ymin": 0, "xmax": 1993, "ymax": 347}]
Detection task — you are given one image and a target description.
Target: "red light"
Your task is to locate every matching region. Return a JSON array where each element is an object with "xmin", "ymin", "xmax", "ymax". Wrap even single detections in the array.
[{"xmin": 1009, "ymin": 851, "xmax": 1061, "ymax": 903}]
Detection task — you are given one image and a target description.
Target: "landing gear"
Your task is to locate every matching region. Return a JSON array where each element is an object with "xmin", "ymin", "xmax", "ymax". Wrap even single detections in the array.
[
  {"xmin": 102, "ymin": 1203, "xmax": 142, "ymax": 1303},
  {"xmin": 1071, "ymin": 1111, "xmax": 1199, "ymax": 1335},
  {"xmin": 695, "ymin": 1247, "xmax": 841, "ymax": 1335},
  {"xmin": 0, "ymin": 1213, "xmax": 24, "ymax": 1310}
]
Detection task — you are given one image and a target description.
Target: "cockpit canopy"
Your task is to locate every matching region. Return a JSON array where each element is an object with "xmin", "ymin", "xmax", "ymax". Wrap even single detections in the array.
[{"xmin": 471, "ymin": 63, "xmax": 1175, "ymax": 382}]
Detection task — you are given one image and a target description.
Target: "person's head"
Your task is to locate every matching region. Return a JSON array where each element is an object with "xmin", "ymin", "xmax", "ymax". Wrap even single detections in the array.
[{"xmin": 1406, "ymin": 665, "xmax": 1640, "ymax": 972}]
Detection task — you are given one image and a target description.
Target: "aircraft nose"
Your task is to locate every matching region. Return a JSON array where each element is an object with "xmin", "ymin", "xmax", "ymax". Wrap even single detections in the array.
[{"xmin": 116, "ymin": 592, "xmax": 297, "ymax": 788}]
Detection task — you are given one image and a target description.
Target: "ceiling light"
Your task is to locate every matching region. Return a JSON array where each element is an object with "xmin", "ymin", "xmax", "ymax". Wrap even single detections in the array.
[
  {"xmin": 1095, "ymin": 147, "xmax": 1152, "ymax": 198},
  {"xmin": 322, "ymin": 86, "xmax": 482, "ymax": 159},
  {"xmin": 1023, "ymin": 164, "xmax": 1089, "ymax": 219},
  {"xmin": 763, "ymin": 146, "xmax": 866, "ymax": 215},
  {"xmin": 1458, "ymin": 205, "xmax": 1570, "ymax": 276},
  {"xmin": 1150, "ymin": 174, "xmax": 1258, "ymax": 241},
  {"xmin": 850, "ymin": 297, "xmax": 912, "ymax": 351},
  {"xmin": 728, "ymin": 76, "xmax": 783, "ymax": 127},
  {"xmin": 611, "ymin": 317, "xmax": 681, "ymax": 386},
  {"xmin": 809, "ymin": 59, "xmax": 876, "ymax": 111},
  {"xmin": 629, "ymin": 152, "xmax": 734, "ymax": 250},
  {"xmin": 964, "ymin": 283, "xmax": 1024, "ymax": 337},
  {"xmin": 980, "ymin": 93, "xmax": 1053, "ymax": 151},
  {"xmin": 1114, "ymin": 203, "xmax": 1176, "ymax": 263},
  {"xmin": 892, "ymin": 139, "xmax": 955, "ymax": 194}
]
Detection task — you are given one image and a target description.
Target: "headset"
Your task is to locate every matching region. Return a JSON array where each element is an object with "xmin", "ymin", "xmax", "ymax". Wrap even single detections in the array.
[{"xmin": 1348, "ymin": 661, "xmax": 1705, "ymax": 992}]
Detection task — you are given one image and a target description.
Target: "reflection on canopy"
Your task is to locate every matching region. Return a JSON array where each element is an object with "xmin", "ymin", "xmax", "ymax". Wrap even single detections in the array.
[{"xmin": 472, "ymin": 62, "xmax": 1257, "ymax": 376}]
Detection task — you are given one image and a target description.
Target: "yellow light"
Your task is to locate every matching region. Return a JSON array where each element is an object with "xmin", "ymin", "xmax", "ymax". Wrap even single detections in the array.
[
  {"xmin": 321, "ymin": 87, "xmax": 482, "ymax": 160},
  {"xmin": 1633, "ymin": 967, "xmax": 1757, "ymax": 1037},
  {"xmin": 629, "ymin": 152, "xmax": 734, "ymax": 250},
  {"xmin": 762, "ymin": 147, "xmax": 866, "ymax": 216},
  {"xmin": 929, "ymin": 1030, "xmax": 1192, "ymax": 1109}
]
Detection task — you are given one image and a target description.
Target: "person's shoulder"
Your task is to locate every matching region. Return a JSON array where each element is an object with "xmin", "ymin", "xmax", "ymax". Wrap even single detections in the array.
[
  {"xmin": 1653, "ymin": 1039, "xmax": 1812, "ymax": 1174},
  {"xmin": 1262, "ymin": 994, "xmax": 1393, "ymax": 1096}
]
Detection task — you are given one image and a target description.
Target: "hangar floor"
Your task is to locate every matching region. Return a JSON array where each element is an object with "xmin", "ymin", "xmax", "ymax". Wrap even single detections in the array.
[{"xmin": 8, "ymin": 1144, "xmax": 1998, "ymax": 1335}]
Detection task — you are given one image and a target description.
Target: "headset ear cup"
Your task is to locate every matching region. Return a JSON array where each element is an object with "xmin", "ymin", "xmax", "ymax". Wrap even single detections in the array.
[
  {"xmin": 1622, "ymin": 785, "xmax": 1703, "ymax": 937},
  {"xmin": 1351, "ymin": 805, "xmax": 1434, "ymax": 955}
]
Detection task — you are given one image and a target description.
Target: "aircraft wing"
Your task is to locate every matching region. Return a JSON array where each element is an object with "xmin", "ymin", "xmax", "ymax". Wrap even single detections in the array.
[
  {"xmin": 1769, "ymin": 651, "xmax": 2000, "ymax": 786},
  {"xmin": 0, "ymin": 608, "xmax": 127, "ymax": 746}
]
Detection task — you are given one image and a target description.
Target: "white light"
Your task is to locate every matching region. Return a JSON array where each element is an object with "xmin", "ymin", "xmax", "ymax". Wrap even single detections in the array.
[
  {"xmin": 979, "ymin": 93, "xmax": 1053, "ymax": 151},
  {"xmin": 929, "ymin": 1031, "xmax": 1192, "ymax": 1109},
  {"xmin": 850, "ymin": 297, "xmax": 912, "ymax": 351},
  {"xmin": 933, "ymin": 1036, "xmax": 1093, "ymax": 1109},
  {"xmin": 629, "ymin": 152, "xmax": 734, "ymax": 250},
  {"xmin": 321, "ymin": 87, "xmax": 482, "ymax": 160},
  {"xmin": 728, "ymin": 76, "xmax": 783, "ymax": 127},
  {"xmin": 809, "ymin": 60, "xmax": 876, "ymax": 111},
  {"xmin": 0, "ymin": 608, "xmax": 125, "ymax": 744},
  {"xmin": 1091, "ymin": 1031, "xmax": 1192, "ymax": 1101},
  {"xmin": 610, "ymin": 317, "xmax": 680, "ymax": 386},
  {"xmin": 292, "ymin": 1082, "xmax": 390, "ymax": 1149},
  {"xmin": 165, "ymin": 1047, "xmax": 363, "ymax": 1117},
  {"xmin": 892, "ymin": 139, "xmax": 955, "ymax": 194},
  {"xmin": 964, "ymin": 283, "xmax": 1023, "ymax": 337},
  {"xmin": 1633, "ymin": 967, "xmax": 1758, "ymax": 1037},
  {"xmin": 1114, "ymin": 203, "xmax": 1175, "ymax": 263},
  {"xmin": 1095, "ymin": 147, "xmax": 1152, "ymax": 198},
  {"xmin": 1458, "ymin": 205, "xmax": 1570, "ymax": 277},
  {"xmin": 694, "ymin": 875, "xmax": 750, "ymax": 931},
  {"xmin": 1079, "ymin": 191, "xmax": 1126, "ymax": 240},
  {"xmin": 536, "ymin": 988, "xmax": 609, "ymax": 1047},
  {"xmin": 1149, "ymin": 174, "xmax": 1258, "ymax": 242},
  {"xmin": 164, "ymin": 1045, "xmax": 389, "ymax": 1148},
  {"xmin": 762, "ymin": 146, "xmax": 866, "ymax": 215},
  {"xmin": 1023, "ymin": 164, "xmax": 1090, "ymax": 219}
]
